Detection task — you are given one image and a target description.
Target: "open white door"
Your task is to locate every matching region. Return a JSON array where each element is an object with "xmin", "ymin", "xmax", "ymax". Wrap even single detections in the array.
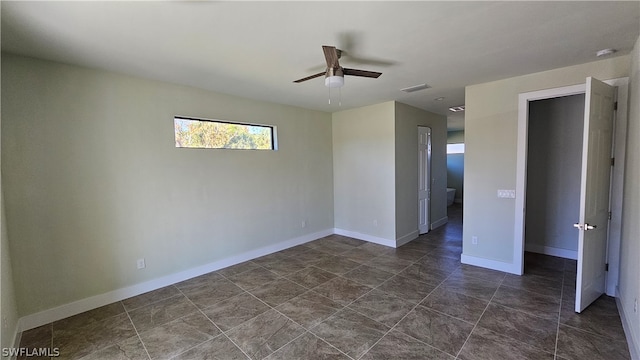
[
  {"xmin": 418, "ymin": 127, "xmax": 431, "ymax": 234},
  {"xmin": 574, "ymin": 77, "xmax": 615, "ymax": 313}
]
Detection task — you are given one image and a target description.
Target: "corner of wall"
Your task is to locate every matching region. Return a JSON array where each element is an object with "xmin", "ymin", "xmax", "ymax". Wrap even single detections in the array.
[
  {"xmin": 617, "ymin": 34, "xmax": 640, "ymax": 360},
  {"xmin": 0, "ymin": 49, "xmax": 22, "ymax": 353},
  {"xmin": 1, "ymin": 183, "xmax": 20, "ymax": 352}
]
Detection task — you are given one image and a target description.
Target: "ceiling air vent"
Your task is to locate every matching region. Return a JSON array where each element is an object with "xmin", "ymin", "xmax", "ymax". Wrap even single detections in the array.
[
  {"xmin": 449, "ymin": 105, "xmax": 465, "ymax": 112},
  {"xmin": 400, "ymin": 83, "xmax": 431, "ymax": 93}
]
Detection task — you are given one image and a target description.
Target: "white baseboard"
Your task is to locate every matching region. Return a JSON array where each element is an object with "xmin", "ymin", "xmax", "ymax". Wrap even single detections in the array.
[
  {"xmin": 431, "ymin": 216, "xmax": 448, "ymax": 230},
  {"xmin": 18, "ymin": 228, "xmax": 334, "ymax": 332},
  {"xmin": 11, "ymin": 320, "xmax": 22, "ymax": 358},
  {"xmin": 333, "ymin": 228, "xmax": 396, "ymax": 248},
  {"xmin": 525, "ymin": 243, "xmax": 577, "ymax": 260},
  {"xmin": 616, "ymin": 287, "xmax": 640, "ymax": 360},
  {"xmin": 461, "ymin": 253, "xmax": 520, "ymax": 275},
  {"xmin": 396, "ymin": 230, "xmax": 419, "ymax": 247}
]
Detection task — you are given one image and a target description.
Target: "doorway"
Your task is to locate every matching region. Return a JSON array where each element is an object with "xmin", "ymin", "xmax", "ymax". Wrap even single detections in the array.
[
  {"xmin": 418, "ymin": 126, "xmax": 432, "ymax": 234},
  {"xmin": 524, "ymin": 94, "xmax": 585, "ymax": 260},
  {"xmin": 515, "ymin": 77, "xmax": 629, "ymax": 312}
]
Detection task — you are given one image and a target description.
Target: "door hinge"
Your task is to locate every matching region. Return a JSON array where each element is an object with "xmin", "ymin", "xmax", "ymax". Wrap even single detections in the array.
[
  {"xmin": 611, "ymin": 158, "xmax": 615, "ymax": 166},
  {"xmin": 605, "ymin": 263, "xmax": 609, "ymax": 272},
  {"xmin": 608, "ymin": 211, "xmax": 612, "ymax": 220},
  {"xmin": 614, "ymin": 102, "xmax": 618, "ymax": 111}
]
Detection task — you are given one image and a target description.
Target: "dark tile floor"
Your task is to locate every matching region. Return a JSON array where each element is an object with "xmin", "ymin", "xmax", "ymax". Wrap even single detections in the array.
[{"xmin": 19, "ymin": 204, "xmax": 631, "ymax": 359}]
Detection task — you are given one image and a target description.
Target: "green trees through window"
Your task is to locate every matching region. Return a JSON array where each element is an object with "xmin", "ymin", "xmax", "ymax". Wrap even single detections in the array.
[{"xmin": 174, "ymin": 117, "xmax": 275, "ymax": 150}]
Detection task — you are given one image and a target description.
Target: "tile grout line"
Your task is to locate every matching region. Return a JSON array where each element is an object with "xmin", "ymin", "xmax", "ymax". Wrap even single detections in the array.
[
  {"xmin": 454, "ymin": 273, "xmax": 507, "ymax": 359},
  {"xmin": 56, "ymin": 303, "xmax": 153, "ymax": 359},
  {"xmin": 131, "ymin": 235, "xmax": 458, "ymax": 359},
  {"xmin": 299, "ymin": 253, "xmax": 429, "ymax": 359},
  {"xmin": 355, "ymin": 263, "xmax": 463, "ymax": 359},
  {"xmin": 49, "ymin": 322, "xmax": 54, "ymax": 358},
  {"xmin": 174, "ymin": 285, "xmax": 255, "ymax": 360},
  {"xmin": 218, "ymin": 255, "xmax": 360, "ymax": 358},
  {"xmin": 120, "ymin": 285, "xmax": 182, "ymax": 313},
  {"xmin": 553, "ymin": 263, "xmax": 567, "ymax": 360},
  {"xmin": 290, "ymin": 278, "xmax": 372, "ymax": 359},
  {"xmin": 121, "ymin": 300, "xmax": 153, "ymax": 360},
  {"xmin": 270, "ymin": 330, "xmax": 356, "ymax": 360},
  {"xmin": 242, "ymin": 237, "xmax": 460, "ymax": 358},
  {"xmin": 235, "ymin": 285, "xmax": 354, "ymax": 360}
]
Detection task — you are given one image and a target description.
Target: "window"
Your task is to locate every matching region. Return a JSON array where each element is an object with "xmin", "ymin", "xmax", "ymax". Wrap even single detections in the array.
[
  {"xmin": 447, "ymin": 143, "xmax": 465, "ymax": 154},
  {"xmin": 174, "ymin": 116, "xmax": 276, "ymax": 150}
]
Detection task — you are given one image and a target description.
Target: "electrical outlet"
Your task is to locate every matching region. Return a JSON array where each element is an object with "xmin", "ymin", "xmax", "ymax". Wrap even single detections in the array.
[
  {"xmin": 497, "ymin": 189, "xmax": 516, "ymax": 198},
  {"xmin": 3, "ymin": 316, "xmax": 8, "ymax": 329},
  {"xmin": 137, "ymin": 258, "xmax": 146, "ymax": 270},
  {"xmin": 301, "ymin": 220, "xmax": 307, "ymax": 228},
  {"xmin": 373, "ymin": 219, "xmax": 378, "ymax": 227},
  {"xmin": 634, "ymin": 298, "xmax": 637, "ymax": 313},
  {"xmin": 472, "ymin": 236, "xmax": 478, "ymax": 245}
]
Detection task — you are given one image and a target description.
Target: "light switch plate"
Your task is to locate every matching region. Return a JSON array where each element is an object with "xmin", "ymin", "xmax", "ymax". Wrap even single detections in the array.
[{"xmin": 497, "ymin": 189, "xmax": 516, "ymax": 198}]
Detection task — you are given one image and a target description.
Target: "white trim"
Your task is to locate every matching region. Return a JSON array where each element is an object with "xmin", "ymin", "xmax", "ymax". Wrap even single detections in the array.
[
  {"xmin": 333, "ymin": 228, "xmax": 396, "ymax": 248},
  {"xmin": 10, "ymin": 322, "xmax": 22, "ymax": 360},
  {"xmin": 524, "ymin": 243, "xmax": 578, "ymax": 260},
  {"xmin": 515, "ymin": 78, "xmax": 628, "ymax": 279},
  {"xmin": 604, "ymin": 77, "xmax": 629, "ymax": 296},
  {"xmin": 616, "ymin": 287, "xmax": 639, "ymax": 360},
  {"xmin": 18, "ymin": 228, "xmax": 333, "ymax": 332},
  {"xmin": 461, "ymin": 253, "xmax": 520, "ymax": 275},
  {"xmin": 515, "ymin": 83, "xmax": 586, "ymax": 276},
  {"xmin": 396, "ymin": 230, "xmax": 419, "ymax": 247},
  {"xmin": 431, "ymin": 216, "xmax": 448, "ymax": 230}
]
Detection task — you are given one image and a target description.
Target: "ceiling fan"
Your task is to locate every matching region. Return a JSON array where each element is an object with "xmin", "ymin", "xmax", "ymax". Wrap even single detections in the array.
[{"xmin": 293, "ymin": 45, "xmax": 382, "ymax": 88}]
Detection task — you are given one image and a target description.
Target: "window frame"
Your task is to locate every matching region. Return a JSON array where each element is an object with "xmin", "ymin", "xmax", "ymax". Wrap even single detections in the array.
[
  {"xmin": 446, "ymin": 143, "xmax": 465, "ymax": 154},
  {"xmin": 174, "ymin": 115, "xmax": 278, "ymax": 151}
]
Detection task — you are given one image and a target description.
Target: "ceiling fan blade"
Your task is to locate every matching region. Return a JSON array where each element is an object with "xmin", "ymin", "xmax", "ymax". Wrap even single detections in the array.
[
  {"xmin": 341, "ymin": 54, "xmax": 396, "ymax": 67},
  {"xmin": 343, "ymin": 68, "xmax": 382, "ymax": 78},
  {"xmin": 337, "ymin": 31, "xmax": 395, "ymax": 67},
  {"xmin": 322, "ymin": 45, "xmax": 340, "ymax": 68},
  {"xmin": 293, "ymin": 71, "xmax": 326, "ymax": 83}
]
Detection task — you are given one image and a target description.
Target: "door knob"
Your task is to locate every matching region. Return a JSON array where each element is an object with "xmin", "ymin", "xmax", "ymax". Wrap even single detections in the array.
[{"xmin": 573, "ymin": 223, "xmax": 597, "ymax": 231}]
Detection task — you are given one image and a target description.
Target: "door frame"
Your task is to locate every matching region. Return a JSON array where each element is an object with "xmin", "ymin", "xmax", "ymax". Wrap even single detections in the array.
[{"xmin": 514, "ymin": 77, "xmax": 628, "ymax": 296}]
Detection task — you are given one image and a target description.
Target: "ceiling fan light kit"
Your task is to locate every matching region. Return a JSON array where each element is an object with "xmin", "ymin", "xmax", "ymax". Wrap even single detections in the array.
[
  {"xmin": 294, "ymin": 45, "xmax": 381, "ymax": 90},
  {"xmin": 325, "ymin": 76, "xmax": 344, "ymax": 88},
  {"xmin": 325, "ymin": 67, "xmax": 345, "ymax": 88}
]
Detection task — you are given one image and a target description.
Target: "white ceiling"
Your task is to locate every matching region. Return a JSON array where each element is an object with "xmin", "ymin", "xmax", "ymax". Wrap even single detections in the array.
[{"xmin": 2, "ymin": 1, "xmax": 639, "ymax": 131}]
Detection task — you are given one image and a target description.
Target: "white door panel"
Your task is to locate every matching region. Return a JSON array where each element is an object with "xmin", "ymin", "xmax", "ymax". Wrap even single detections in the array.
[
  {"xmin": 419, "ymin": 127, "xmax": 431, "ymax": 234},
  {"xmin": 575, "ymin": 77, "xmax": 615, "ymax": 313}
]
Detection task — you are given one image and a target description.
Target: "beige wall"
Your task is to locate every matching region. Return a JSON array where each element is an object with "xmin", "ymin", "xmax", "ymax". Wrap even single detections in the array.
[
  {"xmin": 1, "ymin": 56, "xmax": 19, "ymax": 350},
  {"xmin": 394, "ymin": 102, "xmax": 447, "ymax": 240},
  {"xmin": 619, "ymin": 35, "xmax": 640, "ymax": 357},
  {"xmin": 1, "ymin": 195, "xmax": 18, "ymax": 350},
  {"xmin": 464, "ymin": 55, "xmax": 630, "ymax": 263},
  {"xmin": 1, "ymin": 54, "xmax": 334, "ymax": 316},
  {"xmin": 332, "ymin": 102, "xmax": 396, "ymax": 241}
]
